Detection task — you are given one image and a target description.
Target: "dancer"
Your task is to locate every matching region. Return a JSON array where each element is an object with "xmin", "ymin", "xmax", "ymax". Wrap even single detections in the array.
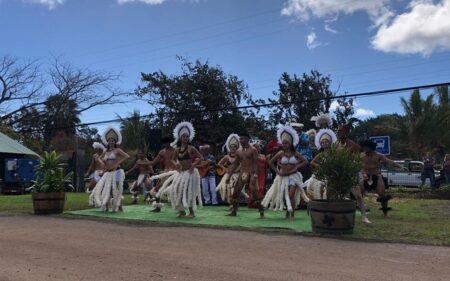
[
  {"xmin": 336, "ymin": 124, "xmax": 371, "ymax": 224},
  {"xmin": 147, "ymin": 136, "xmax": 178, "ymax": 212},
  {"xmin": 262, "ymin": 124, "xmax": 310, "ymax": 220},
  {"xmin": 89, "ymin": 127, "xmax": 130, "ymax": 212},
  {"xmin": 216, "ymin": 133, "xmax": 241, "ymax": 203},
  {"xmin": 155, "ymin": 121, "xmax": 202, "ymax": 218},
  {"xmin": 125, "ymin": 150, "xmax": 154, "ymax": 204},
  {"xmin": 309, "ymin": 129, "xmax": 338, "ymax": 199},
  {"xmin": 311, "ymin": 113, "xmax": 333, "ymax": 129},
  {"xmin": 226, "ymin": 132, "xmax": 264, "ymax": 218},
  {"xmin": 85, "ymin": 142, "xmax": 106, "ymax": 193},
  {"xmin": 360, "ymin": 140, "xmax": 407, "ymax": 217}
]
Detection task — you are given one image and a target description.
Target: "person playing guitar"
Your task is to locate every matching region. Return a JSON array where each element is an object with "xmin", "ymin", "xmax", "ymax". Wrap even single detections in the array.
[{"xmin": 198, "ymin": 144, "xmax": 218, "ymax": 205}]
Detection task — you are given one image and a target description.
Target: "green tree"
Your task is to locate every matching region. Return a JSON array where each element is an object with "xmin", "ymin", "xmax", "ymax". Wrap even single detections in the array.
[
  {"xmin": 400, "ymin": 89, "xmax": 436, "ymax": 157},
  {"xmin": 268, "ymin": 70, "xmax": 334, "ymax": 129},
  {"xmin": 119, "ymin": 111, "xmax": 152, "ymax": 151},
  {"xmin": 333, "ymin": 97, "xmax": 360, "ymax": 127},
  {"xmin": 135, "ymin": 57, "xmax": 256, "ymax": 143}
]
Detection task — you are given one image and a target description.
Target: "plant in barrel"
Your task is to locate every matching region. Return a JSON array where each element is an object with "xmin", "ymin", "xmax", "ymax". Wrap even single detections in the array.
[
  {"xmin": 29, "ymin": 151, "xmax": 73, "ymax": 214},
  {"xmin": 309, "ymin": 144, "xmax": 362, "ymax": 234}
]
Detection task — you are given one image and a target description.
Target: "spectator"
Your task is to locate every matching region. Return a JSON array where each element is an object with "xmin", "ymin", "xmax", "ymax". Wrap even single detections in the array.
[
  {"xmin": 422, "ymin": 152, "xmax": 436, "ymax": 190},
  {"xmin": 443, "ymin": 154, "xmax": 450, "ymax": 184}
]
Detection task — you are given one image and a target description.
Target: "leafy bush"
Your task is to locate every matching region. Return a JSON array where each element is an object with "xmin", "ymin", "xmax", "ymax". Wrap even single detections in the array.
[
  {"xmin": 313, "ymin": 144, "xmax": 362, "ymax": 201},
  {"xmin": 29, "ymin": 151, "xmax": 73, "ymax": 193}
]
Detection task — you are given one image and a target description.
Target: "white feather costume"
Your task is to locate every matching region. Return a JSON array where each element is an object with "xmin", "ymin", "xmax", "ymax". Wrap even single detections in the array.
[
  {"xmin": 155, "ymin": 169, "xmax": 203, "ymax": 210},
  {"xmin": 216, "ymin": 133, "xmax": 241, "ymax": 203},
  {"xmin": 155, "ymin": 121, "xmax": 202, "ymax": 210},
  {"xmin": 262, "ymin": 172, "xmax": 304, "ymax": 212},
  {"xmin": 304, "ymin": 175, "xmax": 327, "ymax": 200},
  {"xmin": 262, "ymin": 124, "xmax": 308, "ymax": 212},
  {"xmin": 88, "ymin": 127, "xmax": 125, "ymax": 212},
  {"xmin": 89, "ymin": 169, "xmax": 125, "ymax": 212}
]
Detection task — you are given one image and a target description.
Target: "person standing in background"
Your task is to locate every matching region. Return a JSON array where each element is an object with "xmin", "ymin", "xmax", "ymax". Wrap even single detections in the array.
[
  {"xmin": 443, "ymin": 154, "xmax": 450, "ymax": 184},
  {"xmin": 422, "ymin": 152, "xmax": 436, "ymax": 190},
  {"xmin": 291, "ymin": 122, "xmax": 313, "ymax": 181},
  {"xmin": 199, "ymin": 144, "xmax": 218, "ymax": 205}
]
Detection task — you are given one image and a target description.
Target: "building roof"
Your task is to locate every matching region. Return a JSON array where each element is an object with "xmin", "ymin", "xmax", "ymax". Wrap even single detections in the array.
[{"xmin": 0, "ymin": 132, "xmax": 40, "ymax": 158}]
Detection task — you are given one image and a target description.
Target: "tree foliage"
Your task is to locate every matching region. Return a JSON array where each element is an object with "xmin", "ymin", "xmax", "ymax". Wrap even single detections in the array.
[
  {"xmin": 268, "ymin": 70, "xmax": 334, "ymax": 128},
  {"xmin": 135, "ymin": 57, "xmax": 259, "ymax": 143}
]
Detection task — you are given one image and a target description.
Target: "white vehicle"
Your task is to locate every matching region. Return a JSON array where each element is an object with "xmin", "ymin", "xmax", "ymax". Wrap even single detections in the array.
[{"xmin": 381, "ymin": 160, "xmax": 439, "ymax": 187}]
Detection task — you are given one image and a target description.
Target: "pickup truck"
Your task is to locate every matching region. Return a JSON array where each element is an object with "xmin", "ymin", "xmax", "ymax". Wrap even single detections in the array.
[{"xmin": 381, "ymin": 160, "xmax": 440, "ymax": 187}]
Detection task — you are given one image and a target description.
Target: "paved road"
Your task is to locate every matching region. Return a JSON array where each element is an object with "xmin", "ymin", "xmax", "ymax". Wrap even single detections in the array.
[{"xmin": 0, "ymin": 215, "xmax": 449, "ymax": 281}]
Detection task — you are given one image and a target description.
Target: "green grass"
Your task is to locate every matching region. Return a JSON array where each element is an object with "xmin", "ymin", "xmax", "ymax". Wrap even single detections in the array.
[
  {"xmin": 349, "ymin": 197, "xmax": 450, "ymax": 246},
  {"xmin": 0, "ymin": 193, "xmax": 136, "ymax": 214},
  {"xmin": 1, "ymin": 193, "xmax": 449, "ymax": 246}
]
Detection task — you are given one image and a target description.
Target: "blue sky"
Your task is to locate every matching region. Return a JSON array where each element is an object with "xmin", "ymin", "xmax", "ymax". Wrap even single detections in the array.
[{"xmin": 1, "ymin": 0, "xmax": 450, "ymax": 129}]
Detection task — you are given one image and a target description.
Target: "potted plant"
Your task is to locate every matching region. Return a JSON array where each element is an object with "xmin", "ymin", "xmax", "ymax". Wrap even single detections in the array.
[
  {"xmin": 29, "ymin": 151, "xmax": 73, "ymax": 215},
  {"xmin": 309, "ymin": 145, "xmax": 362, "ymax": 234}
]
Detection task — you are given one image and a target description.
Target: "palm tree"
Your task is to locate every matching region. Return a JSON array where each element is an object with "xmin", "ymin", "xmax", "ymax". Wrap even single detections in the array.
[{"xmin": 400, "ymin": 89, "xmax": 436, "ymax": 157}]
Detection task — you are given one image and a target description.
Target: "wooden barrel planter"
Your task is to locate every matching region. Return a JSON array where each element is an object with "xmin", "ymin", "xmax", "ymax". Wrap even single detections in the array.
[
  {"xmin": 32, "ymin": 192, "xmax": 66, "ymax": 215},
  {"xmin": 308, "ymin": 200, "xmax": 356, "ymax": 235}
]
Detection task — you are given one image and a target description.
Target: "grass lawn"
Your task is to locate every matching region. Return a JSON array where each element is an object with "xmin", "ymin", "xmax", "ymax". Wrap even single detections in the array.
[{"xmin": 1, "ymin": 193, "xmax": 449, "ymax": 246}]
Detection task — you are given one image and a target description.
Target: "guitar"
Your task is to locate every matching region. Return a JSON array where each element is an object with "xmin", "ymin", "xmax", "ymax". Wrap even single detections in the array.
[{"xmin": 197, "ymin": 160, "xmax": 211, "ymax": 177}]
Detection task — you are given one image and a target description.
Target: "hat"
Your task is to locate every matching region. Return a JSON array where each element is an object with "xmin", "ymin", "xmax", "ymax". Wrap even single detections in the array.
[
  {"xmin": 315, "ymin": 129, "xmax": 337, "ymax": 149},
  {"xmin": 225, "ymin": 133, "xmax": 240, "ymax": 152},
  {"xmin": 173, "ymin": 121, "xmax": 195, "ymax": 143},
  {"xmin": 277, "ymin": 124, "xmax": 299, "ymax": 146},
  {"xmin": 311, "ymin": 113, "xmax": 333, "ymax": 129},
  {"xmin": 101, "ymin": 127, "xmax": 122, "ymax": 146},
  {"xmin": 92, "ymin": 142, "xmax": 106, "ymax": 151},
  {"xmin": 290, "ymin": 122, "xmax": 304, "ymax": 129}
]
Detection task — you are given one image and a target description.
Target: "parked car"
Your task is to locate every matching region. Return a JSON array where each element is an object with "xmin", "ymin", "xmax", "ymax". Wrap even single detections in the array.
[{"xmin": 381, "ymin": 160, "xmax": 440, "ymax": 187}]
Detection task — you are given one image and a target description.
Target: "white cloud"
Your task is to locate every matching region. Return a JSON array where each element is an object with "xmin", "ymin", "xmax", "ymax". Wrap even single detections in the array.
[
  {"xmin": 117, "ymin": 0, "xmax": 167, "ymax": 5},
  {"xmin": 354, "ymin": 108, "xmax": 376, "ymax": 119},
  {"xmin": 23, "ymin": 0, "xmax": 65, "ymax": 9},
  {"xmin": 281, "ymin": 0, "xmax": 393, "ymax": 27},
  {"xmin": 306, "ymin": 31, "xmax": 321, "ymax": 50},
  {"xmin": 372, "ymin": 0, "xmax": 450, "ymax": 55}
]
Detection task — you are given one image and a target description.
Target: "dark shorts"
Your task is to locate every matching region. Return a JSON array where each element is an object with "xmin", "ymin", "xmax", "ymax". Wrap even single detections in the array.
[{"xmin": 364, "ymin": 174, "xmax": 379, "ymax": 191}]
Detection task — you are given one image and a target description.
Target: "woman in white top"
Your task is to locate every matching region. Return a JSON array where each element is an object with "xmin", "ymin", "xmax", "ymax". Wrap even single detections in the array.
[
  {"xmin": 89, "ymin": 127, "xmax": 130, "ymax": 212},
  {"xmin": 262, "ymin": 124, "xmax": 310, "ymax": 220}
]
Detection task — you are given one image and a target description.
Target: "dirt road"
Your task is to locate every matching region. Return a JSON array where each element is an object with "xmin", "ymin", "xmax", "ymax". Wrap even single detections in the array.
[{"xmin": 0, "ymin": 215, "xmax": 449, "ymax": 281}]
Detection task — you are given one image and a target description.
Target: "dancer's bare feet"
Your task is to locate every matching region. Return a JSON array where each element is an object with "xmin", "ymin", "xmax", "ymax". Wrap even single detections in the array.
[
  {"xmin": 361, "ymin": 216, "xmax": 372, "ymax": 224},
  {"xmin": 177, "ymin": 211, "xmax": 186, "ymax": 218}
]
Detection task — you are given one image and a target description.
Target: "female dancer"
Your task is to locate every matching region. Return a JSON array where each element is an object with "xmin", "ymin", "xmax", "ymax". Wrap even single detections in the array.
[
  {"xmin": 262, "ymin": 124, "xmax": 310, "ymax": 220},
  {"xmin": 156, "ymin": 121, "xmax": 203, "ymax": 218},
  {"xmin": 85, "ymin": 142, "xmax": 106, "ymax": 193},
  {"xmin": 216, "ymin": 133, "xmax": 241, "ymax": 203},
  {"xmin": 89, "ymin": 127, "xmax": 130, "ymax": 212}
]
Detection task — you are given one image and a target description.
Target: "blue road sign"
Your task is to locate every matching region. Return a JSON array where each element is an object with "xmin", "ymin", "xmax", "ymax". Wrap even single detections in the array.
[{"xmin": 369, "ymin": 136, "xmax": 390, "ymax": 155}]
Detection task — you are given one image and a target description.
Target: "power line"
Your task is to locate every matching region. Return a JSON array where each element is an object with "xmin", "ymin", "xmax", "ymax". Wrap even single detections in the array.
[{"xmin": 76, "ymin": 81, "xmax": 450, "ymax": 128}]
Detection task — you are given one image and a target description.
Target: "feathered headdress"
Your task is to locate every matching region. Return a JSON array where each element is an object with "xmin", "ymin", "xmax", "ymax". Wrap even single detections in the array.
[
  {"xmin": 92, "ymin": 142, "xmax": 106, "ymax": 151},
  {"xmin": 225, "ymin": 133, "xmax": 240, "ymax": 152},
  {"xmin": 277, "ymin": 124, "xmax": 299, "ymax": 147},
  {"xmin": 172, "ymin": 121, "xmax": 195, "ymax": 143},
  {"xmin": 101, "ymin": 127, "xmax": 122, "ymax": 146},
  {"xmin": 311, "ymin": 113, "xmax": 333, "ymax": 129},
  {"xmin": 315, "ymin": 129, "xmax": 337, "ymax": 149}
]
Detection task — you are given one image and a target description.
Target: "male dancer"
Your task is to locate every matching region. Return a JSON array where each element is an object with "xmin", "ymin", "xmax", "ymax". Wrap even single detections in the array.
[
  {"xmin": 148, "ymin": 136, "xmax": 178, "ymax": 212},
  {"xmin": 360, "ymin": 140, "xmax": 407, "ymax": 217},
  {"xmin": 336, "ymin": 124, "xmax": 371, "ymax": 224},
  {"xmin": 125, "ymin": 150, "xmax": 154, "ymax": 204},
  {"xmin": 226, "ymin": 132, "xmax": 264, "ymax": 218},
  {"xmin": 85, "ymin": 142, "xmax": 106, "ymax": 193}
]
